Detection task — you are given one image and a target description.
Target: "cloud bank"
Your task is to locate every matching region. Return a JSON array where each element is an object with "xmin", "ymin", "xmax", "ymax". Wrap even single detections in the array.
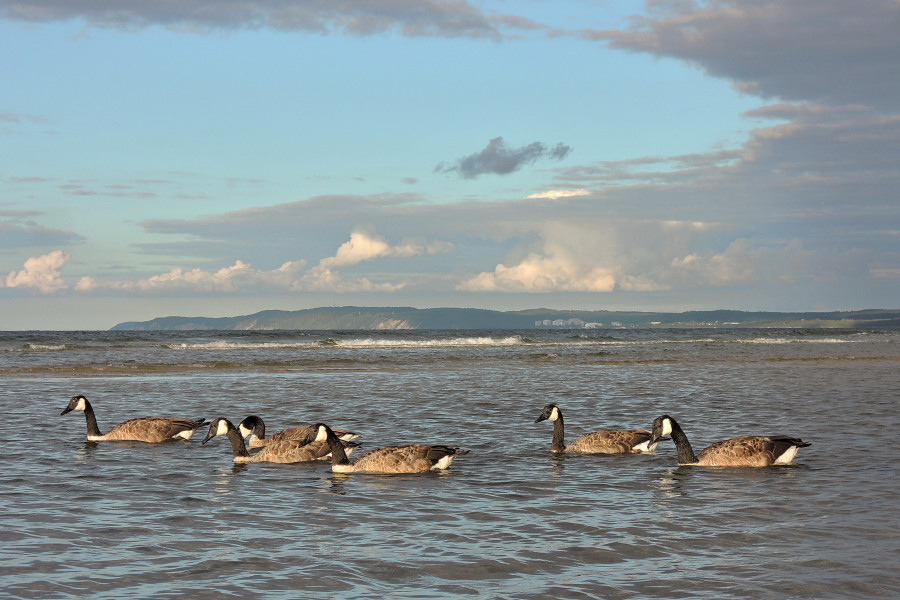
[
  {"xmin": 0, "ymin": 0, "xmax": 534, "ymax": 39},
  {"xmin": 583, "ymin": 0, "xmax": 900, "ymax": 112}
]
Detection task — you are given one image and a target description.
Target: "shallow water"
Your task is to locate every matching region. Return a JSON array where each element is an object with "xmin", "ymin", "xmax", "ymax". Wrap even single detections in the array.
[{"xmin": 1, "ymin": 329, "xmax": 898, "ymax": 599}]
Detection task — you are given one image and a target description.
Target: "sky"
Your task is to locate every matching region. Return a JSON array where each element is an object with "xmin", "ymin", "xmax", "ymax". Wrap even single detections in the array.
[{"xmin": 1, "ymin": 0, "xmax": 899, "ymax": 330}]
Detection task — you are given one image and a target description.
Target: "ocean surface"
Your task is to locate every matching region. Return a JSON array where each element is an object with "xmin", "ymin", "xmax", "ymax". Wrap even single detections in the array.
[{"xmin": 1, "ymin": 328, "xmax": 898, "ymax": 599}]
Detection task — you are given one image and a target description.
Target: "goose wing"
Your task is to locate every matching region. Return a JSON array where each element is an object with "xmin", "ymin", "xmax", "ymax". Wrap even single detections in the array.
[
  {"xmin": 251, "ymin": 438, "xmax": 333, "ymax": 463},
  {"xmin": 268, "ymin": 425, "xmax": 317, "ymax": 444},
  {"xmin": 568, "ymin": 428, "xmax": 653, "ymax": 454},
  {"xmin": 352, "ymin": 445, "xmax": 467, "ymax": 473},
  {"xmin": 268, "ymin": 425, "xmax": 359, "ymax": 444},
  {"xmin": 104, "ymin": 416, "xmax": 206, "ymax": 443},
  {"xmin": 697, "ymin": 435, "xmax": 787, "ymax": 466}
]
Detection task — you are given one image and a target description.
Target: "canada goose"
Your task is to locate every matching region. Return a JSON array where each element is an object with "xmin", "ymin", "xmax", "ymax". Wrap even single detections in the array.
[
  {"xmin": 237, "ymin": 415, "xmax": 359, "ymax": 449},
  {"xmin": 308, "ymin": 423, "xmax": 468, "ymax": 474},
  {"xmin": 60, "ymin": 394, "xmax": 207, "ymax": 443},
  {"xmin": 534, "ymin": 403, "xmax": 656, "ymax": 454},
  {"xmin": 202, "ymin": 418, "xmax": 357, "ymax": 464},
  {"xmin": 648, "ymin": 414, "xmax": 811, "ymax": 467}
]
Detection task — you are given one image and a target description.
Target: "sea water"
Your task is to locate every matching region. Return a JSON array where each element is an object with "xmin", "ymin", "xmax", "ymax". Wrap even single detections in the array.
[{"xmin": 1, "ymin": 328, "xmax": 898, "ymax": 599}]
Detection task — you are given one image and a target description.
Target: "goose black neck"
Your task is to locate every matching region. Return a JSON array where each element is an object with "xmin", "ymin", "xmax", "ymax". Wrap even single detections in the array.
[
  {"xmin": 669, "ymin": 420, "xmax": 699, "ymax": 464},
  {"xmin": 551, "ymin": 414, "xmax": 566, "ymax": 452},
  {"xmin": 81, "ymin": 400, "xmax": 103, "ymax": 438},
  {"xmin": 325, "ymin": 429, "xmax": 351, "ymax": 466},
  {"xmin": 225, "ymin": 424, "xmax": 251, "ymax": 458}
]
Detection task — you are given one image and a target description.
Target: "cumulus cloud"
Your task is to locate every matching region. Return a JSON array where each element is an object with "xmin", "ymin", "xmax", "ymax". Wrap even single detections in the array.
[
  {"xmin": 458, "ymin": 221, "xmax": 644, "ymax": 293},
  {"xmin": 304, "ymin": 228, "xmax": 452, "ymax": 291},
  {"xmin": 456, "ymin": 220, "xmax": 802, "ymax": 294},
  {"xmin": 0, "ymin": 0, "xmax": 524, "ymax": 39},
  {"xmin": 459, "ymin": 254, "xmax": 617, "ymax": 293},
  {"xmin": 319, "ymin": 228, "xmax": 453, "ymax": 269},
  {"xmin": 4, "ymin": 229, "xmax": 453, "ymax": 296},
  {"xmin": 436, "ymin": 137, "xmax": 573, "ymax": 179},
  {"xmin": 68, "ymin": 259, "xmax": 309, "ymax": 294},
  {"xmin": 4, "ymin": 250, "xmax": 70, "ymax": 293}
]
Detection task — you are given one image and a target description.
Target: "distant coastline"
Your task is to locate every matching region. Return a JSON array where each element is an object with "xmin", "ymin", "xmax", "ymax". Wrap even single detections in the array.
[{"xmin": 109, "ymin": 306, "xmax": 900, "ymax": 331}]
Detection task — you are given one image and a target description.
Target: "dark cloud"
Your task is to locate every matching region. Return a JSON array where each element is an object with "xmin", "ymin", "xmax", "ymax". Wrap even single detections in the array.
[
  {"xmin": 0, "ymin": 0, "xmax": 522, "ymax": 39},
  {"xmin": 554, "ymin": 103, "xmax": 900, "ymax": 256},
  {"xmin": 582, "ymin": 0, "xmax": 900, "ymax": 111},
  {"xmin": 435, "ymin": 136, "xmax": 573, "ymax": 179},
  {"xmin": 0, "ymin": 219, "xmax": 85, "ymax": 249}
]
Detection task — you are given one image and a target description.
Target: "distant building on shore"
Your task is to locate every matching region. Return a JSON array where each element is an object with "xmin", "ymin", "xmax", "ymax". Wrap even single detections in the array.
[{"xmin": 535, "ymin": 317, "xmax": 590, "ymax": 328}]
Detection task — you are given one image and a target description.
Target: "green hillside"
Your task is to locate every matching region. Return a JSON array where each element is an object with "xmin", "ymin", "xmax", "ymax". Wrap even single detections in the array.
[{"xmin": 110, "ymin": 306, "xmax": 900, "ymax": 331}]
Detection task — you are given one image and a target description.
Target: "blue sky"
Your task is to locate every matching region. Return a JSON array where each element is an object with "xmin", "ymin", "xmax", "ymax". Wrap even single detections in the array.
[{"xmin": 2, "ymin": 0, "xmax": 898, "ymax": 329}]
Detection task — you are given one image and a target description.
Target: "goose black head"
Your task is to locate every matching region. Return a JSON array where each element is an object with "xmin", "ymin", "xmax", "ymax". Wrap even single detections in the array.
[
  {"xmin": 648, "ymin": 415, "xmax": 675, "ymax": 447},
  {"xmin": 61, "ymin": 394, "xmax": 88, "ymax": 416},
  {"xmin": 202, "ymin": 418, "xmax": 231, "ymax": 444},
  {"xmin": 237, "ymin": 415, "xmax": 263, "ymax": 439},
  {"xmin": 534, "ymin": 403, "xmax": 560, "ymax": 423}
]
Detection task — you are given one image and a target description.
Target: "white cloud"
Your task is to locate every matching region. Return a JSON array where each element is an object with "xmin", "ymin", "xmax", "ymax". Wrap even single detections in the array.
[
  {"xmin": 670, "ymin": 239, "xmax": 761, "ymax": 286},
  {"xmin": 320, "ymin": 228, "xmax": 454, "ymax": 269},
  {"xmin": 458, "ymin": 246, "xmax": 616, "ymax": 293},
  {"xmin": 525, "ymin": 189, "xmax": 590, "ymax": 200},
  {"xmin": 458, "ymin": 222, "xmax": 624, "ymax": 293},
  {"xmin": 300, "ymin": 266, "xmax": 405, "ymax": 293},
  {"xmin": 4, "ymin": 250, "xmax": 70, "ymax": 293},
  {"xmin": 305, "ymin": 229, "xmax": 452, "ymax": 292},
  {"xmin": 81, "ymin": 259, "xmax": 309, "ymax": 294},
  {"xmin": 3, "ymin": 230, "xmax": 451, "ymax": 297},
  {"xmin": 457, "ymin": 220, "xmax": 754, "ymax": 294}
]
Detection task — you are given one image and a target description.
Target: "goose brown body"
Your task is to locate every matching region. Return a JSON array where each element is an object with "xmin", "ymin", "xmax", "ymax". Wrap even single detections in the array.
[
  {"xmin": 237, "ymin": 415, "xmax": 359, "ymax": 449},
  {"xmin": 534, "ymin": 404, "xmax": 656, "ymax": 454},
  {"xmin": 60, "ymin": 395, "xmax": 206, "ymax": 443},
  {"xmin": 203, "ymin": 418, "xmax": 354, "ymax": 464},
  {"xmin": 311, "ymin": 423, "xmax": 468, "ymax": 474},
  {"xmin": 649, "ymin": 415, "xmax": 811, "ymax": 467}
]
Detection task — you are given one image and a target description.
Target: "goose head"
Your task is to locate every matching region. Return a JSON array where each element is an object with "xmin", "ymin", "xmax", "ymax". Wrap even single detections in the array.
[
  {"xmin": 237, "ymin": 415, "xmax": 263, "ymax": 439},
  {"xmin": 202, "ymin": 418, "xmax": 232, "ymax": 444},
  {"xmin": 306, "ymin": 423, "xmax": 333, "ymax": 444},
  {"xmin": 648, "ymin": 415, "xmax": 675, "ymax": 447},
  {"xmin": 61, "ymin": 394, "xmax": 88, "ymax": 416},
  {"xmin": 534, "ymin": 403, "xmax": 561, "ymax": 423}
]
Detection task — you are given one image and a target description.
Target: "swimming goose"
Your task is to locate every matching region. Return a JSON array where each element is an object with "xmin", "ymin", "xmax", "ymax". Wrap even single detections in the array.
[
  {"xmin": 534, "ymin": 403, "xmax": 656, "ymax": 454},
  {"xmin": 237, "ymin": 415, "xmax": 359, "ymax": 449},
  {"xmin": 202, "ymin": 418, "xmax": 357, "ymax": 464},
  {"xmin": 308, "ymin": 423, "xmax": 468, "ymax": 474},
  {"xmin": 60, "ymin": 394, "xmax": 207, "ymax": 443},
  {"xmin": 648, "ymin": 414, "xmax": 811, "ymax": 467}
]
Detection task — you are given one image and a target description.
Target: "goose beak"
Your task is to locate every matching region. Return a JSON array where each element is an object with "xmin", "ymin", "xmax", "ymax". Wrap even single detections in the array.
[
  {"xmin": 534, "ymin": 414, "xmax": 547, "ymax": 423},
  {"xmin": 202, "ymin": 428, "xmax": 216, "ymax": 444},
  {"xmin": 648, "ymin": 428, "xmax": 670, "ymax": 447},
  {"xmin": 60, "ymin": 406, "xmax": 73, "ymax": 416}
]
